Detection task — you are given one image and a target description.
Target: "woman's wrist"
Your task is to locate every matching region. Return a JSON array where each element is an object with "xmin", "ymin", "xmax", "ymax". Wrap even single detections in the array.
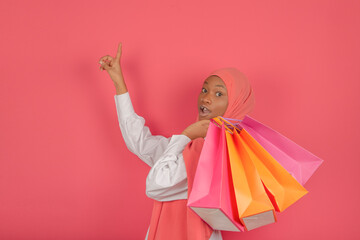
[
  {"xmin": 181, "ymin": 131, "xmax": 194, "ymax": 140},
  {"xmin": 114, "ymin": 81, "xmax": 128, "ymax": 95}
]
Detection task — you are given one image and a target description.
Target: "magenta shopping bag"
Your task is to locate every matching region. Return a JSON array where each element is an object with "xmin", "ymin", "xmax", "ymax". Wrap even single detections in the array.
[
  {"xmin": 224, "ymin": 116, "xmax": 323, "ymax": 185},
  {"xmin": 187, "ymin": 120, "xmax": 245, "ymax": 232}
]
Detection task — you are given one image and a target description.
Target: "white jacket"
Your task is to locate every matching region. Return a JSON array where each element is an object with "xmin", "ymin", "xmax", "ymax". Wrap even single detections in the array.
[{"xmin": 114, "ymin": 92, "xmax": 222, "ymax": 240}]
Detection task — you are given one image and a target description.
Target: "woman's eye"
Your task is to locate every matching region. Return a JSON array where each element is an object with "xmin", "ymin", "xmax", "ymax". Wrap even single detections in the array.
[
  {"xmin": 202, "ymin": 88, "xmax": 207, "ymax": 93},
  {"xmin": 216, "ymin": 92, "xmax": 222, "ymax": 97}
]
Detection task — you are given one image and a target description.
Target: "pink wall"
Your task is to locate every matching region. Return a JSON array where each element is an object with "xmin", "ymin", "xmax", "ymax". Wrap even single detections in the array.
[{"xmin": 1, "ymin": 0, "xmax": 359, "ymax": 239}]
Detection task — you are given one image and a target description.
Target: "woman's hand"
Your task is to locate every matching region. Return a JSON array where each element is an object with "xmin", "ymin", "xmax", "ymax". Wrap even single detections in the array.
[
  {"xmin": 181, "ymin": 120, "xmax": 210, "ymax": 140},
  {"xmin": 99, "ymin": 42, "xmax": 128, "ymax": 94}
]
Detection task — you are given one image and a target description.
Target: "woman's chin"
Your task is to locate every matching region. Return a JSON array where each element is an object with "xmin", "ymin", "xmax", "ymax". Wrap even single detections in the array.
[{"xmin": 198, "ymin": 114, "xmax": 212, "ymax": 121}]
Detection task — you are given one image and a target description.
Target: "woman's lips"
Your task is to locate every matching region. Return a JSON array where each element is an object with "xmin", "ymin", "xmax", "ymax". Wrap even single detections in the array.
[{"xmin": 199, "ymin": 105, "xmax": 211, "ymax": 117}]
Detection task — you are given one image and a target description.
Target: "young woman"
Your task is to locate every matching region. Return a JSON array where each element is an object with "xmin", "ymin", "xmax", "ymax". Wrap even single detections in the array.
[{"xmin": 99, "ymin": 42, "xmax": 255, "ymax": 240}]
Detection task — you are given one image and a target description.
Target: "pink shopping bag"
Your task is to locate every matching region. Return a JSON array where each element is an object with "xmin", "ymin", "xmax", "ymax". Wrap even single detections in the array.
[
  {"xmin": 187, "ymin": 120, "xmax": 245, "ymax": 232},
  {"xmin": 224, "ymin": 116, "xmax": 323, "ymax": 185}
]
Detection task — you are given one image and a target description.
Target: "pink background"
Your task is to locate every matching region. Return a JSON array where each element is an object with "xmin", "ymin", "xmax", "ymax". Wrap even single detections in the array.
[{"xmin": 1, "ymin": 0, "xmax": 359, "ymax": 239}]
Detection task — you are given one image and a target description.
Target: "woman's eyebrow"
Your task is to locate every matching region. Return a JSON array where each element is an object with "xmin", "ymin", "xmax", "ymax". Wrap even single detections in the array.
[{"xmin": 204, "ymin": 82, "xmax": 225, "ymax": 89}]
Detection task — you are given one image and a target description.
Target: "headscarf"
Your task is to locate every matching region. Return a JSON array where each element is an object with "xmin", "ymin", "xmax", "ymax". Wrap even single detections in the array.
[
  {"xmin": 147, "ymin": 67, "xmax": 255, "ymax": 240},
  {"xmin": 197, "ymin": 67, "xmax": 255, "ymax": 121}
]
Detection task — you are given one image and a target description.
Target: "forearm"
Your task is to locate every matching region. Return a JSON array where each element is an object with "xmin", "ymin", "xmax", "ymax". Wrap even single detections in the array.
[
  {"xmin": 113, "ymin": 73, "xmax": 128, "ymax": 95},
  {"xmin": 115, "ymin": 81, "xmax": 128, "ymax": 95}
]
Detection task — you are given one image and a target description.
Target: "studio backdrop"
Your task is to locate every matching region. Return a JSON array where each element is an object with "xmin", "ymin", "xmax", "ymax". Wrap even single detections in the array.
[{"xmin": 1, "ymin": 0, "xmax": 359, "ymax": 239}]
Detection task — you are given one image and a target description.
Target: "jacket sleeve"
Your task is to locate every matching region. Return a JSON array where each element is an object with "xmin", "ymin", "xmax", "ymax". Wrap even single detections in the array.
[
  {"xmin": 114, "ymin": 92, "xmax": 172, "ymax": 167},
  {"xmin": 114, "ymin": 92, "xmax": 192, "ymax": 201},
  {"xmin": 145, "ymin": 134, "xmax": 191, "ymax": 201}
]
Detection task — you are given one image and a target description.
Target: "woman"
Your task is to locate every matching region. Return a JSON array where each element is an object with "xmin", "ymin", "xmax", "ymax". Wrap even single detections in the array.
[{"xmin": 99, "ymin": 42, "xmax": 255, "ymax": 240}]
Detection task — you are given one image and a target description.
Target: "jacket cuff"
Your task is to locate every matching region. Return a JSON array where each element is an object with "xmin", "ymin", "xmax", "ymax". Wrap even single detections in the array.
[{"xmin": 114, "ymin": 92, "xmax": 135, "ymax": 121}]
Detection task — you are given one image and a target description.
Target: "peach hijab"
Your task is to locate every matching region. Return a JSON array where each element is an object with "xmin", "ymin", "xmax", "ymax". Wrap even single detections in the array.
[
  {"xmin": 196, "ymin": 67, "xmax": 255, "ymax": 121},
  {"xmin": 147, "ymin": 67, "xmax": 255, "ymax": 240}
]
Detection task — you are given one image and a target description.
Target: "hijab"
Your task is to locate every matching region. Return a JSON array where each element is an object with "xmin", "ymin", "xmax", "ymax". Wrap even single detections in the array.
[
  {"xmin": 196, "ymin": 67, "xmax": 255, "ymax": 121},
  {"xmin": 147, "ymin": 67, "xmax": 255, "ymax": 240}
]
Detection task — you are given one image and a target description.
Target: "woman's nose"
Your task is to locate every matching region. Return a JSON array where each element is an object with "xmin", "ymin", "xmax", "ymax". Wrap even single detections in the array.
[{"xmin": 202, "ymin": 95, "xmax": 211, "ymax": 104}]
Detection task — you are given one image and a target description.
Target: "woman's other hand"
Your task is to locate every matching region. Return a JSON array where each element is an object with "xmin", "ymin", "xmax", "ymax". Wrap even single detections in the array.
[{"xmin": 181, "ymin": 120, "xmax": 210, "ymax": 140}]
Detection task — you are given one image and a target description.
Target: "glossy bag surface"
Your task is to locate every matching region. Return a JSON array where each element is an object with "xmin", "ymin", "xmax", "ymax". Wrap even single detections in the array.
[
  {"xmin": 187, "ymin": 121, "xmax": 245, "ymax": 232},
  {"xmin": 236, "ymin": 128, "xmax": 309, "ymax": 212},
  {"xmin": 225, "ymin": 128, "xmax": 277, "ymax": 231},
  {"xmin": 225, "ymin": 115, "xmax": 323, "ymax": 186}
]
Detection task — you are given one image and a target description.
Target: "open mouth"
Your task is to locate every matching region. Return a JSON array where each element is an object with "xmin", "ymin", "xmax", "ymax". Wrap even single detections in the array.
[{"xmin": 199, "ymin": 105, "xmax": 211, "ymax": 117}]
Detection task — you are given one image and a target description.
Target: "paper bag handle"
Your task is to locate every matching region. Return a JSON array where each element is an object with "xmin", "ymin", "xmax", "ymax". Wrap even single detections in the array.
[{"xmin": 212, "ymin": 116, "xmax": 242, "ymax": 133}]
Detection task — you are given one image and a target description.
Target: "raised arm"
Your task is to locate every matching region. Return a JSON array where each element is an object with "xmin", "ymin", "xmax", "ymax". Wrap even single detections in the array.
[
  {"xmin": 99, "ymin": 42, "xmax": 174, "ymax": 166},
  {"xmin": 99, "ymin": 42, "xmax": 209, "ymax": 201},
  {"xmin": 114, "ymin": 92, "xmax": 174, "ymax": 167}
]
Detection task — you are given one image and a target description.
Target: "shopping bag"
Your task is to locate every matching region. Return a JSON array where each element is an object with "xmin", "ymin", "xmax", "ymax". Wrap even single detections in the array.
[
  {"xmin": 187, "ymin": 120, "xmax": 245, "ymax": 232},
  {"xmin": 224, "ymin": 116, "xmax": 323, "ymax": 186},
  {"xmin": 229, "ymin": 120, "xmax": 309, "ymax": 212},
  {"xmin": 224, "ymin": 120, "xmax": 277, "ymax": 231}
]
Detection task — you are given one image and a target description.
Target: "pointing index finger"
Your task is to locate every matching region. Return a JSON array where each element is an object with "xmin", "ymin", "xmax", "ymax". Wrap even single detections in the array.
[{"xmin": 115, "ymin": 42, "xmax": 122, "ymax": 60}]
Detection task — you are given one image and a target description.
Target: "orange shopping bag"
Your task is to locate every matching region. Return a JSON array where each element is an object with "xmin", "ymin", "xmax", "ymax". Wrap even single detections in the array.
[
  {"xmin": 238, "ymin": 127, "xmax": 309, "ymax": 212},
  {"xmin": 218, "ymin": 116, "xmax": 309, "ymax": 212},
  {"xmin": 218, "ymin": 118, "xmax": 277, "ymax": 231}
]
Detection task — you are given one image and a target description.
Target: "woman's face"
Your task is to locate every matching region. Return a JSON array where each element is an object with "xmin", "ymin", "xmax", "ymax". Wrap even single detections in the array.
[{"xmin": 198, "ymin": 75, "xmax": 229, "ymax": 120}]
